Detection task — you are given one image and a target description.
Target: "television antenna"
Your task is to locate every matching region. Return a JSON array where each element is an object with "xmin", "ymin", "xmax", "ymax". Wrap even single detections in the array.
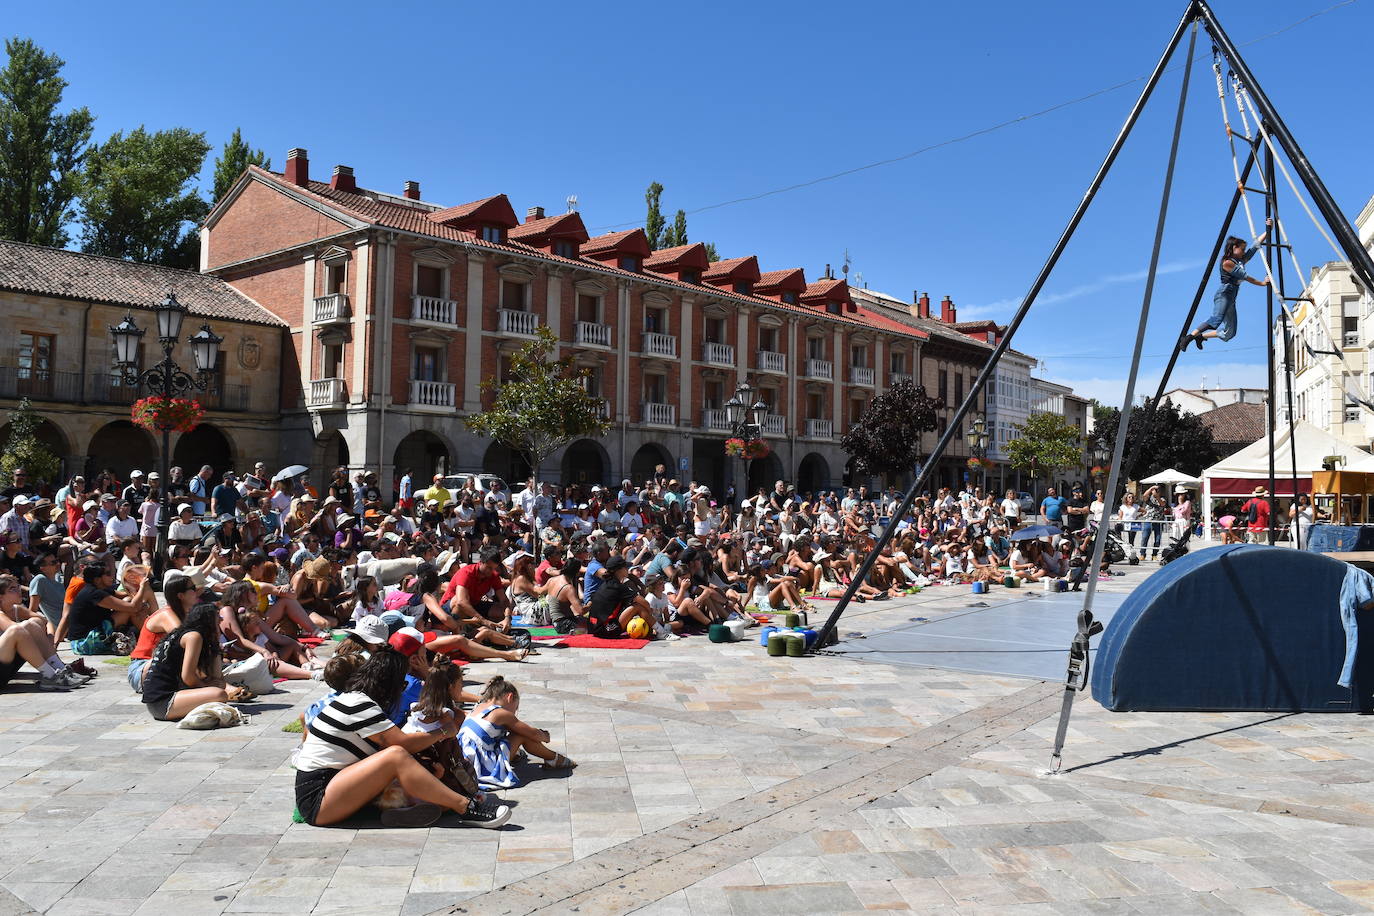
[{"xmin": 566, "ymin": 194, "xmax": 578, "ymax": 213}]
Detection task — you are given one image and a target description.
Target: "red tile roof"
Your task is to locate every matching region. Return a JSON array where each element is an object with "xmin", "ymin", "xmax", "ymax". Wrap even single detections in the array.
[
  {"xmin": 643, "ymin": 242, "xmax": 709, "ymax": 270},
  {"xmin": 238, "ymin": 167, "xmax": 924, "ymax": 340},
  {"xmin": 802, "ymin": 278, "xmax": 849, "ymax": 301},
  {"xmin": 756, "ymin": 268, "xmax": 806, "ymax": 290},
  {"xmin": 0, "ymin": 239, "xmax": 284, "ymax": 326},
  {"xmin": 507, "ymin": 211, "xmax": 588, "ymax": 242},
  {"xmin": 427, "ymin": 194, "xmax": 517, "ymax": 228},
  {"xmin": 1198, "ymin": 401, "xmax": 1266, "ymax": 445},
  {"xmin": 581, "ymin": 229, "xmax": 651, "ymax": 258},
  {"xmin": 703, "ymin": 255, "xmax": 760, "ymax": 282}
]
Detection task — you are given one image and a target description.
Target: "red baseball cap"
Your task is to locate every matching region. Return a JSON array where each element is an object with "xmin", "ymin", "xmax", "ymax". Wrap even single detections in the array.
[{"xmin": 388, "ymin": 626, "xmax": 437, "ymax": 657}]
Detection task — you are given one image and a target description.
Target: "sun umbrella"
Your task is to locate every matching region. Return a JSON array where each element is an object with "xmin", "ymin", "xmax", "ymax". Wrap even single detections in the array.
[
  {"xmin": 272, "ymin": 464, "xmax": 310, "ymax": 483},
  {"xmin": 1009, "ymin": 524, "xmax": 1061, "ymax": 541}
]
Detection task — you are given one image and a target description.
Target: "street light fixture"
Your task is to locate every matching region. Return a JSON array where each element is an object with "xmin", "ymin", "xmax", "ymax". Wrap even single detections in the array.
[
  {"xmin": 967, "ymin": 414, "xmax": 989, "ymax": 495},
  {"xmin": 726, "ymin": 380, "xmax": 766, "ymax": 505},
  {"xmin": 110, "ymin": 293, "xmax": 221, "ymax": 583}
]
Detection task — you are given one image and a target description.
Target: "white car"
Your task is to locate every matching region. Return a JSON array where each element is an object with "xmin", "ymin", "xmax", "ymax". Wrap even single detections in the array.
[{"xmin": 440, "ymin": 474, "xmax": 510, "ymax": 504}]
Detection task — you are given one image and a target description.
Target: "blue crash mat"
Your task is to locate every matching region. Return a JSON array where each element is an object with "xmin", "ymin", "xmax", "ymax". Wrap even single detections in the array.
[{"xmin": 825, "ymin": 589, "xmax": 1128, "ymax": 680}]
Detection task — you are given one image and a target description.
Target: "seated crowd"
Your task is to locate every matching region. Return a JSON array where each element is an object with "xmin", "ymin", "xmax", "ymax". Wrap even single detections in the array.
[{"xmin": 0, "ymin": 462, "xmax": 1118, "ymax": 828}]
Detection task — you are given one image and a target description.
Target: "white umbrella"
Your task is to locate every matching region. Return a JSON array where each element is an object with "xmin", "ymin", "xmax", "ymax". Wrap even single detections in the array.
[
  {"xmin": 1139, "ymin": 468, "xmax": 1201, "ymax": 486},
  {"xmin": 271, "ymin": 464, "xmax": 310, "ymax": 483}
]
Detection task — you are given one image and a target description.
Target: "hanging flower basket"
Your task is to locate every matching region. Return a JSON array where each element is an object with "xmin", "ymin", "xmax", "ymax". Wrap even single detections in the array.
[
  {"xmin": 1090, "ymin": 464, "xmax": 1110, "ymax": 477},
  {"xmin": 131, "ymin": 396, "xmax": 204, "ymax": 433},
  {"xmin": 967, "ymin": 456, "xmax": 990, "ymax": 470},
  {"xmin": 725, "ymin": 438, "xmax": 770, "ymax": 459}
]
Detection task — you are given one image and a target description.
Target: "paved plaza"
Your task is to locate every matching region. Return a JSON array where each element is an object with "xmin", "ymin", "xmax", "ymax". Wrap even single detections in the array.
[{"xmin": 5, "ymin": 565, "xmax": 1374, "ymax": 915}]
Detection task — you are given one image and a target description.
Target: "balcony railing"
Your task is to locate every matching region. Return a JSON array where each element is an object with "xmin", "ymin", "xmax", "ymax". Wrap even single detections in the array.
[
  {"xmin": 757, "ymin": 350, "xmax": 786, "ymax": 374},
  {"xmin": 850, "ymin": 366, "xmax": 875, "ymax": 386},
  {"xmin": 597, "ymin": 398, "xmax": 612, "ymax": 419},
  {"xmin": 412, "ymin": 295, "xmax": 459, "ymax": 326},
  {"xmin": 643, "ymin": 403, "xmax": 676, "ymax": 427},
  {"xmin": 702, "ymin": 408, "xmax": 730, "ymax": 431},
  {"xmin": 643, "ymin": 332, "xmax": 677, "ymax": 358},
  {"xmin": 198, "ymin": 383, "xmax": 251, "ymax": 412},
  {"xmin": 312, "ymin": 293, "xmax": 350, "ymax": 324},
  {"xmin": 409, "ymin": 379, "xmax": 456, "ymax": 409},
  {"xmin": 704, "ymin": 341, "xmax": 735, "ymax": 367},
  {"xmin": 0, "ymin": 367, "xmax": 84, "ymax": 402},
  {"xmin": 805, "ymin": 358, "xmax": 833, "ymax": 380},
  {"xmin": 762, "ymin": 413, "xmax": 786, "ymax": 436},
  {"xmin": 574, "ymin": 321, "xmax": 612, "ymax": 348},
  {"xmin": 805, "ymin": 418, "xmax": 833, "ymax": 439},
  {"xmin": 309, "ymin": 378, "xmax": 347, "ymax": 408},
  {"xmin": 497, "ymin": 309, "xmax": 539, "ymax": 336},
  {"xmin": 889, "ymin": 371, "xmax": 912, "ymax": 386},
  {"xmin": 94, "ymin": 376, "xmax": 141, "ymax": 405}
]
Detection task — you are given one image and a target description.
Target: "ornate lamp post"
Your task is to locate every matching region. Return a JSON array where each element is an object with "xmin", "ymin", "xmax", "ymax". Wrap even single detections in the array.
[
  {"xmin": 967, "ymin": 414, "xmax": 989, "ymax": 495},
  {"xmin": 1086, "ymin": 440, "xmax": 1111, "ymax": 493},
  {"xmin": 724, "ymin": 380, "xmax": 767, "ymax": 505},
  {"xmin": 111, "ymin": 293, "xmax": 222, "ymax": 577}
]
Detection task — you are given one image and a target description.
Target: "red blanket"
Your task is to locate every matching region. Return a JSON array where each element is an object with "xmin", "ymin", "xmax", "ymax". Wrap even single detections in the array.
[{"xmin": 539, "ymin": 635, "xmax": 651, "ymax": 650}]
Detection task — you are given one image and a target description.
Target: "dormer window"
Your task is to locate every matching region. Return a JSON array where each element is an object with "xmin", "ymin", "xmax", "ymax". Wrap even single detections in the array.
[
  {"xmin": 780, "ymin": 291, "xmax": 798, "ymax": 304},
  {"xmin": 480, "ymin": 226, "xmax": 504, "ymax": 243},
  {"xmin": 619, "ymin": 256, "xmax": 640, "ymax": 272},
  {"xmin": 733, "ymin": 281, "xmax": 753, "ymax": 295},
  {"xmin": 681, "ymin": 269, "xmax": 700, "ymax": 284},
  {"xmin": 554, "ymin": 240, "xmax": 577, "ymax": 258},
  {"xmin": 826, "ymin": 302, "xmax": 842, "ymax": 315}
]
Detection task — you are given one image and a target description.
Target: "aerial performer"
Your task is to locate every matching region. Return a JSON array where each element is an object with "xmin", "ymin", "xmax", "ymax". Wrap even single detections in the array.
[{"xmin": 1180, "ymin": 216, "xmax": 1271, "ymax": 350}]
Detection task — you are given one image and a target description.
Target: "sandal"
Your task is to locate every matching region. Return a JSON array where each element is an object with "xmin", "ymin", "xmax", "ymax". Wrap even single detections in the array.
[{"xmin": 544, "ymin": 753, "xmax": 577, "ymax": 770}]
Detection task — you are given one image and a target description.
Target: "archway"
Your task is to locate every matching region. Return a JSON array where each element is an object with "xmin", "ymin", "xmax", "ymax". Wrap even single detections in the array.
[
  {"xmin": 0, "ymin": 417, "xmax": 70, "ymax": 490},
  {"xmin": 560, "ymin": 439, "xmax": 609, "ymax": 488},
  {"xmin": 172, "ymin": 424, "xmax": 234, "ymax": 482},
  {"xmin": 796, "ymin": 452, "xmax": 831, "ymax": 497},
  {"xmin": 746, "ymin": 452, "xmax": 785, "ymax": 498},
  {"xmin": 312, "ymin": 429, "xmax": 349, "ymax": 493},
  {"xmin": 86, "ymin": 421, "xmax": 157, "ymax": 483},
  {"xmin": 630, "ymin": 442, "xmax": 672, "ymax": 488},
  {"xmin": 482, "ymin": 441, "xmax": 531, "ymax": 484},
  {"xmin": 393, "ymin": 430, "xmax": 450, "ymax": 485}
]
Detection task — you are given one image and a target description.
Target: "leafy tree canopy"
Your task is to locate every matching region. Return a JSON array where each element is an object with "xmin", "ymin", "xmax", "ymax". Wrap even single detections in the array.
[
  {"xmin": 79, "ymin": 125, "xmax": 210, "ymax": 268},
  {"xmin": 644, "ymin": 180, "xmax": 718, "ymax": 260},
  {"xmin": 212, "ymin": 127, "xmax": 269, "ymax": 204},
  {"xmin": 0, "ymin": 37, "xmax": 93, "ymax": 247},
  {"xmin": 1, "ymin": 398, "xmax": 61, "ymax": 488},
  {"xmin": 1006, "ymin": 411, "xmax": 1083, "ymax": 480},
  {"xmin": 1093, "ymin": 396, "xmax": 1219, "ymax": 481},
  {"xmin": 840, "ymin": 379, "xmax": 945, "ymax": 479}
]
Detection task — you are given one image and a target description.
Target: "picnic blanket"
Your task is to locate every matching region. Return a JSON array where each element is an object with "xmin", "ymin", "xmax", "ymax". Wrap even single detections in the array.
[{"xmin": 537, "ymin": 635, "xmax": 651, "ymax": 650}]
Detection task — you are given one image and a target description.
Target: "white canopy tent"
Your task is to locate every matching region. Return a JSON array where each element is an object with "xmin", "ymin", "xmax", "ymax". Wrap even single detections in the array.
[
  {"xmin": 1140, "ymin": 468, "xmax": 1202, "ymax": 486},
  {"xmin": 1199, "ymin": 420, "xmax": 1374, "ymax": 537}
]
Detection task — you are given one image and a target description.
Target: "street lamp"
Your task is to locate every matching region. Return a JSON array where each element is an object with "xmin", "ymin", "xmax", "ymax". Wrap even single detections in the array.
[
  {"xmin": 111, "ymin": 293, "xmax": 222, "ymax": 582},
  {"xmin": 967, "ymin": 414, "xmax": 989, "ymax": 496},
  {"xmin": 1086, "ymin": 440, "xmax": 1111, "ymax": 492},
  {"xmin": 725, "ymin": 380, "xmax": 766, "ymax": 505}
]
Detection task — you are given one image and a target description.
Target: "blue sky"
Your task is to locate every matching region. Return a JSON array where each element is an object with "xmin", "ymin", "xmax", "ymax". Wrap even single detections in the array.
[{"xmin": 10, "ymin": 0, "xmax": 1371, "ymax": 405}]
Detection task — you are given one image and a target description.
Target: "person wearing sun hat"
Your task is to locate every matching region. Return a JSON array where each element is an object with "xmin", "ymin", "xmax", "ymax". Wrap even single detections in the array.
[{"xmin": 1242, "ymin": 485, "xmax": 1271, "ymax": 542}]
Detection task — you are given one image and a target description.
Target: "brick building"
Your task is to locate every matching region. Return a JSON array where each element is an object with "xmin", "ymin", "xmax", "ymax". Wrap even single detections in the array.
[
  {"xmin": 202, "ymin": 148, "xmax": 934, "ymax": 496},
  {"xmin": 0, "ymin": 240, "xmax": 285, "ymax": 485}
]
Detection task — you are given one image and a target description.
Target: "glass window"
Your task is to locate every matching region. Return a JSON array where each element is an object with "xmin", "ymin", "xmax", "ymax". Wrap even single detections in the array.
[
  {"xmin": 326, "ymin": 263, "xmax": 346, "ymax": 293},
  {"xmin": 733, "ymin": 281, "xmax": 753, "ymax": 294},
  {"xmin": 807, "ymin": 337, "xmax": 825, "ymax": 359},
  {"xmin": 705, "ymin": 317, "xmax": 726, "ymax": 344},
  {"xmin": 645, "ymin": 308, "xmax": 666, "ymax": 334},
  {"xmin": 480, "ymin": 226, "xmax": 503, "ymax": 243},
  {"xmin": 826, "ymin": 302, "xmax": 841, "ymax": 315},
  {"xmin": 619, "ymin": 256, "xmax": 640, "ymax": 272},
  {"xmin": 850, "ymin": 346, "xmax": 866, "ymax": 369},
  {"xmin": 889, "ymin": 351, "xmax": 905, "ymax": 374},
  {"xmin": 938, "ymin": 369, "xmax": 948, "ymax": 402},
  {"xmin": 759, "ymin": 328, "xmax": 777, "ymax": 352},
  {"xmin": 321, "ymin": 343, "xmax": 343, "ymax": 378},
  {"xmin": 554, "ymin": 240, "xmax": 577, "ymax": 258},
  {"xmin": 645, "ymin": 374, "xmax": 665, "ymax": 403},
  {"xmin": 577, "ymin": 294, "xmax": 600, "ymax": 323},
  {"xmin": 681, "ymin": 269, "xmax": 700, "ymax": 284},
  {"xmin": 416, "ymin": 265, "xmax": 443, "ymax": 298},
  {"xmin": 502, "ymin": 280, "xmax": 527, "ymax": 311},
  {"xmin": 413, "ymin": 347, "xmax": 442, "ymax": 381},
  {"xmin": 780, "ymin": 291, "xmax": 797, "ymax": 304}
]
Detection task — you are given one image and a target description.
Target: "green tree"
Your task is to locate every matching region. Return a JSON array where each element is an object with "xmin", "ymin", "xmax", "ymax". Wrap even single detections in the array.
[
  {"xmin": 211, "ymin": 127, "xmax": 270, "ymax": 204},
  {"xmin": 660, "ymin": 208, "xmax": 688, "ymax": 248},
  {"xmin": 0, "ymin": 38, "xmax": 94, "ymax": 247},
  {"xmin": 1006, "ymin": 412, "xmax": 1083, "ymax": 493},
  {"xmin": 1093, "ymin": 396, "xmax": 1219, "ymax": 481},
  {"xmin": 466, "ymin": 327, "xmax": 612, "ymax": 552},
  {"xmin": 840, "ymin": 379, "xmax": 945, "ymax": 485},
  {"xmin": 644, "ymin": 181, "xmax": 666, "ymax": 249},
  {"xmin": 0, "ymin": 398, "xmax": 61, "ymax": 489},
  {"xmin": 703, "ymin": 241, "xmax": 719, "ymax": 261},
  {"xmin": 78, "ymin": 125, "xmax": 210, "ymax": 268}
]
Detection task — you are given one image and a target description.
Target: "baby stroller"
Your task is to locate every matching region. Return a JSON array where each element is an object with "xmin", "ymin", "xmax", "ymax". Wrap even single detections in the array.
[{"xmin": 1158, "ymin": 527, "xmax": 1192, "ymax": 565}]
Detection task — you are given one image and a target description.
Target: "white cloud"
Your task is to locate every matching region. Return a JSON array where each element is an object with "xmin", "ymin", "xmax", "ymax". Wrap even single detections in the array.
[
  {"xmin": 1042, "ymin": 361, "xmax": 1270, "ymax": 406},
  {"xmin": 968, "ymin": 258, "xmax": 1205, "ymax": 318}
]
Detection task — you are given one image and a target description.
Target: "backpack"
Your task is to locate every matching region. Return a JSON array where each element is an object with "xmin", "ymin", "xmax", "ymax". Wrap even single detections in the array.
[{"xmin": 1244, "ymin": 499, "xmax": 1259, "ymax": 525}]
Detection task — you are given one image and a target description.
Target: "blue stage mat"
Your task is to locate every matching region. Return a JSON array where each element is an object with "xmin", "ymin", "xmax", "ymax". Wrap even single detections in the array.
[{"xmin": 824, "ymin": 590, "xmax": 1129, "ymax": 680}]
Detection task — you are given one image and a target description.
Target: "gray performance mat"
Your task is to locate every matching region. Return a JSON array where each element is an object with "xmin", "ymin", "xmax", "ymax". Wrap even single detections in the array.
[{"xmin": 824, "ymin": 589, "xmax": 1129, "ymax": 680}]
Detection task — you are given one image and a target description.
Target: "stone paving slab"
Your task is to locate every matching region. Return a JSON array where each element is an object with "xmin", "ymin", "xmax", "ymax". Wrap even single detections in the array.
[{"xmin": 5, "ymin": 564, "xmax": 1374, "ymax": 914}]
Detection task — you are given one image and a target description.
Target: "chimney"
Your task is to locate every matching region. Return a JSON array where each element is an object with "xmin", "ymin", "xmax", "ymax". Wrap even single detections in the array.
[
  {"xmin": 285, "ymin": 148, "xmax": 309, "ymax": 186},
  {"xmin": 918, "ymin": 292, "xmax": 931, "ymax": 319},
  {"xmin": 330, "ymin": 165, "xmax": 356, "ymax": 193},
  {"xmin": 526, "ymin": 206, "xmax": 545, "ymax": 223},
  {"xmin": 940, "ymin": 295, "xmax": 956, "ymax": 323},
  {"xmin": 403, "ymin": 180, "xmax": 421, "ymax": 200}
]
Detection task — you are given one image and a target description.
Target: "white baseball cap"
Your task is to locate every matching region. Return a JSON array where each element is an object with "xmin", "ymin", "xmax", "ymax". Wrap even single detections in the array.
[
  {"xmin": 129, "ymin": 469, "xmax": 144, "ymax": 478},
  {"xmin": 342, "ymin": 615, "xmax": 389, "ymax": 645}
]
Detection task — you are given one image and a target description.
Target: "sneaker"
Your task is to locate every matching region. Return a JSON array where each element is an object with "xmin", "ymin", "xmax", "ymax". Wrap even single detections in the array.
[
  {"xmin": 380, "ymin": 803, "xmax": 445, "ymax": 828},
  {"xmin": 69, "ymin": 658, "xmax": 99, "ymax": 679},
  {"xmin": 38, "ymin": 674, "xmax": 71, "ymax": 692},
  {"xmin": 58, "ymin": 668, "xmax": 90, "ymax": 687},
  {"xmin": 457, "ymin": 798, "xmax": 511, "ymax": 829}
]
